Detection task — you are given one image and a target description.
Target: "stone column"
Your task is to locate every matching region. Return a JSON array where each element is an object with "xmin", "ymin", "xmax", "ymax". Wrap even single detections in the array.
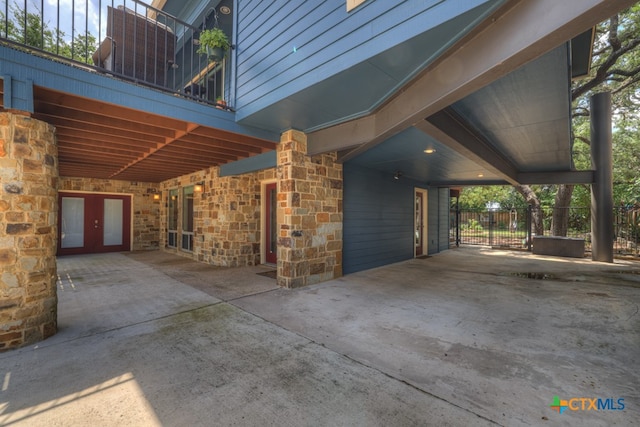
[
  {"xmin": 276, "ymin": 130, "xmax": 343, "ymax": 288},
  {"xmin": 590, "ymin": 92, "xmax": 614, "ymax": 263},
  {"xmin": 0, "ymin": 112, "xmax": 58, "ymax": 350}
]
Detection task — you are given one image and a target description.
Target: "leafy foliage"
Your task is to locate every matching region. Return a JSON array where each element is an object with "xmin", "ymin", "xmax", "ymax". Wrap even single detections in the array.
[
  {"xmin": 1, "ymin": 3, "xmax": 97, "ymax": 64},
  {"xmin": 197, "ymin": 28, "xmax": 230, "ymax": 55},
  {"xmin": 463, "ymin": 6, "xmax": 640, "ymax": 235}
]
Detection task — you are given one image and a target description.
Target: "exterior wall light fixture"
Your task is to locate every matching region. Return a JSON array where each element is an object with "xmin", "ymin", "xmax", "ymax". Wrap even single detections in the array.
[{"xmin": 194, "ymin": 182, "xmax": 204, "ymax": 192}]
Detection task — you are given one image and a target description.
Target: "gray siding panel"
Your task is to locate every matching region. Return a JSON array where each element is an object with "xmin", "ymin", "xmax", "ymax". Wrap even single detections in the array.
[
  {"xmin": 343, "ymin": 164, "xmax": 451, "ymax": 273},
  {"xmin": 427, "ymin": 188, "xmax": 450, "ymax": 254},
  {"xmin": 439, "ymin": 187, "xmax": 450, "ymax": 251},
  {"xmin": 344, "ymin": 163, "xmax": 446, "ymax": 274},
  {"xmin": 428, "ymin": 190, "xmax": 440, "ymax": 255},
  {"xmin": 343, "ymin": 163, "xmax": 415, "ymax": 274}
]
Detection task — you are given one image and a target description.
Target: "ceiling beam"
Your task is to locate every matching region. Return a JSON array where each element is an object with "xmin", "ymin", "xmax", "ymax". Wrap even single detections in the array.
[
  {"xmin": 160, "ymin": 144, "xmax": 241, "ymax": 161},
  {"xmin": 190, "ymin": 126, "xmax": 277, "ymax": 151},
  {"xmin": 41, "ymin": 116, "xmax": 168, "ymax": 143},
  {"xmin": 429, "ymin": 180, "xmax": 509, "ymax": 187},
  {"xmin": 55, "ymin": 129, "xmax": 159, "ymax": 149},
  {"xmin": 36, "ymin": 89, "xmax": 189, "ymax": 132},
  {"xmin": 109, "ymin": 123, "xmax": 200, "ymax": 178},
  {"xmin": 308, "ymin": 0, "xmax": 636, "ymax": 159},
  {"xmin": 517, "ymin": 170, "xmax": 594, "ymax": 185},
  {"xmin": 35, "ymin": 107, "xmax": 177, "ymax": 138},
  {"xmin": 178, "ymin": 134, "xmax": 262, "ymax": 156},
  {"xmin": 149, "ymin": 150, "xmax": 234, "ymax": 164},
  {"xmin": 417, "ymin": 108, "xmax": 520, "ymax": 185}
]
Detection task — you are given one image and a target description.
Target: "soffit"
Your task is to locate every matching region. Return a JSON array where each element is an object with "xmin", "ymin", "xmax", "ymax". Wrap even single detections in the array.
[
  {"xmin": 237, "ymin": 1, "xmax": 503, "ymax": 134},
  {"xmin": 347, "ymin": 44, "xmax": 573, "ymax": 184}
]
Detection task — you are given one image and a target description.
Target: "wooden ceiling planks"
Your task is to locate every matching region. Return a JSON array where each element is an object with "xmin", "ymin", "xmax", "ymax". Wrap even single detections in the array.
[{"xmin": 20, "ymin": 87, "xmax": 277, "ymax": 183}]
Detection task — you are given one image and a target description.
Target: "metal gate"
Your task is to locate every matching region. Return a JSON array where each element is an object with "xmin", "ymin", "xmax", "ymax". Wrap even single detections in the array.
[{"xmin": 450, "ymin": 205, "xmax": 639, "ymax": 256}]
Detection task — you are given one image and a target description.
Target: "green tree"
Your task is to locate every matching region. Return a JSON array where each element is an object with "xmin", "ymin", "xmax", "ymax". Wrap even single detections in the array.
[
  {"xmin": 458, "ymin": 186, "xmax": 528, "ymax": 211},
  {"xmin": 1, "ymin": 3, "xmax": 96, "ymax": 64},
  {"xmin": 71, "ymin": 33, "xmax": 98, "ymax": 63},
  {"xmin": 515, "ymin": 5, "xmax": 640, "ymax": 235}
]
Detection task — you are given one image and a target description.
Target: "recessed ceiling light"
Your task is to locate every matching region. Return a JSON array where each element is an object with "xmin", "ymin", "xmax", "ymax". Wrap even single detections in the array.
[
  {"xmin": 220, "ymin": 6, "xmax": 231, "ymax": 14},
  {"xmin": 478, "ymin": 173, "xmax": 484, "ymax": 177},
  {"xmin": 423, "ymin": 148, "xmax": 436, "ymax": 154}
]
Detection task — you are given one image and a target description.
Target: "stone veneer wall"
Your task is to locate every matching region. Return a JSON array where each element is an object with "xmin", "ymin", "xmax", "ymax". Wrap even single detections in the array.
[
  {"xmin": 160, "ymin": 167, "xmax": 276, "ymax": 267},
  {"xmin": 277, "ymin": 130, "xmax": 343, "ymax": 288},
  {"xmin": 0, "ymin": 112, "xmax": 58, "ymax": 350},
  {"xmin": 59, "ymin": 178, "xmax": 160, "ymax": 251}
]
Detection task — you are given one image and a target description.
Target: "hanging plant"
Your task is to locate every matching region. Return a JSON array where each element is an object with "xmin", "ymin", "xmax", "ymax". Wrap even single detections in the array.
[{"xmin": 197, "ymin": 28, "xmax": 230, "ymax": 62}]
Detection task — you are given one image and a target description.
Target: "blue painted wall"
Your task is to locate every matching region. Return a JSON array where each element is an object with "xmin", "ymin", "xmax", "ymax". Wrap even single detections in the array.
[
  {"xmin": 234, "ymin": 0, "xmax": 498, "ymax": 121},
  {"xmin": 343, "ymin": 163, "xmax": 449, "ymax": 274},
  {"xmin": 428, "ymin": 190, "xmax": 440, "ymax": 255},
  {"xmin": 439, "ymin": 187, "xmax": 451, "ymax": 251}
]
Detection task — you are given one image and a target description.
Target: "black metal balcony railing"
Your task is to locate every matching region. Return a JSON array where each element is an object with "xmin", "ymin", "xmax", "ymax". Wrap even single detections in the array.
[{"xmin": 0, "ymin": 0, "xmax": 230, "ymax": 108}]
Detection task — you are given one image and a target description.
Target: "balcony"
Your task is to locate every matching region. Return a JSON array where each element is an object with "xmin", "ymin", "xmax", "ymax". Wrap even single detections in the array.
[{"xmin": 0, "ymin": 0, "xmax": 230, "ymax": 109}]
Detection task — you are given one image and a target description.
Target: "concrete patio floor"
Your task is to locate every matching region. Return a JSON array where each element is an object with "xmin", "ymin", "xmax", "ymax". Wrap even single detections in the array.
[{"xmin": 0, "ymin": 247, "xmax": 638, "ymax": 426}]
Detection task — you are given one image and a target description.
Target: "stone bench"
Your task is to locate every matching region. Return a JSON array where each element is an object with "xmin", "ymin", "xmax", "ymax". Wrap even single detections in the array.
[{"xmin": 532, "ymin": 236, "xmax": 585, "ymax": 258}]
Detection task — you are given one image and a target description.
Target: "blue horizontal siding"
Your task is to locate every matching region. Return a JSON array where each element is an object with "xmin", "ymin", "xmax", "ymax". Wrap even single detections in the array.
[
  {"xmin": 428, "ymin": 190, "xmax": 439, "ymax": 255},
  {"xmin": 439, "ymin": 187, "xmax": 451, "ymax": 251},
  {"xmin": 344, "ymin": 163, "xmax": 419, "ymax": 274},
  {"xmin": 234, "ymin": 0, "xmax": 497, "ymax": 120}
]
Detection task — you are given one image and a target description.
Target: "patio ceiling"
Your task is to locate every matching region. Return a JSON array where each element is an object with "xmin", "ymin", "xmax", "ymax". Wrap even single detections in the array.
[
  {"xmin": 0, "ymin": 85, "xmax": 276, "ymax": 183},
  {"xmin": 346, "ymin": 44, "xmax": 578, "ymax": 185}
]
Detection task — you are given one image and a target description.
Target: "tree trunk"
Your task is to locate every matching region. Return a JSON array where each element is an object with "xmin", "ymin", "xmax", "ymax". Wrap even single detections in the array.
[
  {"xmin": 551, "ymin": 184, "xmax": 575, "ymax": 236},
  {"xmin": 514, "ymin": 185, "xmax": 544, "ymax": 236}
]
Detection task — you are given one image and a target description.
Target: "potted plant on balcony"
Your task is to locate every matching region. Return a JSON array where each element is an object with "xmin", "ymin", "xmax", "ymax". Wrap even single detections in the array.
[
  {"xmin": 215, "ymin": 96, "xmax": 227, "ymax": 110},
  {"xmin": 197, "ymin": 28, "xmax": 230, "ymax": 62}
]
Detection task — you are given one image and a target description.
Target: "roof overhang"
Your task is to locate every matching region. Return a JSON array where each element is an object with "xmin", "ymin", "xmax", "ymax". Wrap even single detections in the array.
[{"xmin": 305, "ymin": 0, "xmax": 635, "ymax": 186}]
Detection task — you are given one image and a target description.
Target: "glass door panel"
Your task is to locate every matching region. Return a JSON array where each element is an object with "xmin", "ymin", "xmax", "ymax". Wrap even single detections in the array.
[
  {"xmin": 103, "ymin": 199, "xmax": 124, "ymax": 246},
  {"xmin": 61, "ymin": 197, "xmax": 84, "ymax": 248},
  {"xmin": 265, "ymin": 183, "xmax": 277, "ymax": 264},
  {"xmin": 168, "ymin": 188, "xmax": 179, "ymax": 248},
  {"xmin": 181, "ymin": 186, "xmax": 194, "ymax": 252},
  {"xmin": 415, "ymin": 192, "xmax": 424, "ymax": 256}
]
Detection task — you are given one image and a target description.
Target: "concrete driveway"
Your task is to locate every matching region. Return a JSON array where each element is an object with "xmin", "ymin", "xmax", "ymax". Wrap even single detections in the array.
[{"xmin": 0, "ymin": 247, "xmax": 638, "ymax": 426}]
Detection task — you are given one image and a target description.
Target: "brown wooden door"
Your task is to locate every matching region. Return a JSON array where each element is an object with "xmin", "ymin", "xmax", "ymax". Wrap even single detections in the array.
[
  {"xmin": 58, "ymin": 192, "xmax": 131, "ymax": 255},
  {"xmin": 265, "ymin": 183, "xmax": 277, "ymax": 264}
]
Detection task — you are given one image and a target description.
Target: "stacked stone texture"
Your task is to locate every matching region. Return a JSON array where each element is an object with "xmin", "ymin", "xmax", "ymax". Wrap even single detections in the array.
[
  {"xmin": 161, "ymin": 167, "xmax": 275, "ymax": 267},
  {"xmin": 277, "ymin": 130, "xmax": 343, "ymax": 288},
  {"xmin": 0, "ymin": 113, "xmax": 58, "ymax": 350},
  {"xmin": 59, "ymin": 178, "xmax": 161, "ymax": 250}
]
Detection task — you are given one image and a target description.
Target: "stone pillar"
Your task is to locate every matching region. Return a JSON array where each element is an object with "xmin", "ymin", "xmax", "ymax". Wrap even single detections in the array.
[
  {"xmin": 0, "ymin": 112, "xmax": 58, "ymax": 350},
  {"xmin": 590, "ymin": 92, "xmax": 614, "ymax": 263},
  {"xmin": 277, "ymin": 130, "xmax": 343, "ymax": 288}
]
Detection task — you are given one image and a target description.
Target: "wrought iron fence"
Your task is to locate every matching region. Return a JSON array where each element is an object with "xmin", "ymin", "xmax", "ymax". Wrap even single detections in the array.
[
  {"xmin": 450, "ymin": 206, "xmax": 640, "ymax": 257},
  {"xmin": 614, "ymin": 205, "xmax": 640, "ymax": 256},
  {"xmin": 452, "ymin": 208, "xmax": 533, "ymax": 250},
  {"xmin": 0, "ymin": 0, "xmax": 230, "ymax": 107}
]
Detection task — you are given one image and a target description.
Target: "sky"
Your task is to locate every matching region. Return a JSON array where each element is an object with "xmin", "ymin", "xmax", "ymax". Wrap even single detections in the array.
[{"xmin": 30, "ymin": 0, "xmax": 154, "ymax": 41}]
